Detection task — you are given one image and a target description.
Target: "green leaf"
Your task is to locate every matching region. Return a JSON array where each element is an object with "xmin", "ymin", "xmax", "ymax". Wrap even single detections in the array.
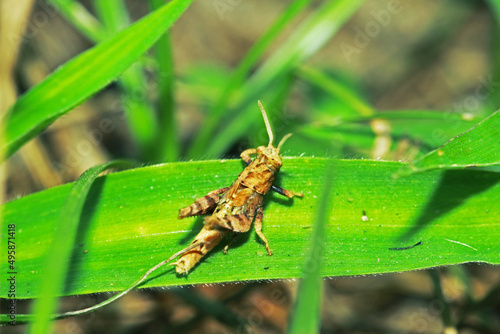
[
  {"xmin": 1, "ymin": 0, "xmax": 194, "ymax": 159},
  {"xmin": 0, "ymin": 158, "xmax": 498, "ymax": 305},
  {"xmin": 395, "ymin": 110, "xmax": 500, "ymax": 177},
  {"xmin": 94, "ymin": 0, "xmax": 159, "ymax": 160},
  {"xmin": 29, "ymin": 160, "xmax": 136, "ymax": 334}
]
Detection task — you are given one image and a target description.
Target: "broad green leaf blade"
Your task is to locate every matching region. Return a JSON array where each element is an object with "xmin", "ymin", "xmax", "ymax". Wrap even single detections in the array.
[
  {"xmin": 0, "ymin": 158, "xmax": 498, "ymax": 302},
  {"xmin": 1, "ymin": 0, "xmax": 194, "ymax": 158},
  {"xmin": 30, "ymin": 160, "xmax": 136, "ymax": 334},
  {"xmin": 395, "ymin": 110, "xmax": 500, "ymax": 177},
  {"xmin": 288, "ymin": 163, "xmax": 334, "ymax": 334}
]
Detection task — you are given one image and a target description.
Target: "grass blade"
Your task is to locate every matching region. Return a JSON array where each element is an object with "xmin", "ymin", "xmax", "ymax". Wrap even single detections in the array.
[
  {"xmin": 287, "ymin": 162, "xmax": 334, "ymax": 334},
  {"xmin": 296, "ymin": 65, "xmax": 374, "ymax": 117},
  {"xmin": 150, "ymin": 0, "xmax": 178, "ymax": 162},
  {"xmin": 29, "ymin": 160, "xmax": 136, "ymax": 334},
  {"xmin": 0, "ymin": 158, "xmax": 497, "ymax": 306},
  {"xmin": 295, "ymin": 109, "xmax": 479, "ymax": 158},
  {"xmin": 395, "ymin": 110, "xmax": 500, "ymax": 177},
  {"xmin": 93, "ymin": 0, "xmax": 130, "ymax": 35},
  {"xmin": 429, "ymin": 269, "xmax": 455, "ymax": 331},
  {"xmin": 46, "ymin": 0, "xmax": 105, "ymax": 42},
  {"xmin": 1, "ymin": 0, "xmax": 194, "ymax": 159},
  {"xmin": 94, "ymin": 0, "xmax": 158, "ymax": 160},
  {"xmin": 484, "ymin": 0, "xmax": 500, "ymax": 110}
]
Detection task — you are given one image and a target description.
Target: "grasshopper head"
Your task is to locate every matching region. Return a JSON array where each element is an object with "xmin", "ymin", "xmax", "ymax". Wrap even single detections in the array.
[{"xmin": 257, "ymin": 145, "xmax": 282, "ymax": 171}]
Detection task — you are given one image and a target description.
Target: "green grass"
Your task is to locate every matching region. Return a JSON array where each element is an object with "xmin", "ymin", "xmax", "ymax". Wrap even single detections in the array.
[
  {"xmin": 186, "ymin": 0, "xmax": 316, "ymax": 158},
  {"xmin": 395, "ymin": 110, "xmax": 500, "ymax": 177},
  {"xmin": 1, "ymin": 0, "xmax": 499, "ymax": 332},
  {"xmin": 149, "ymin": 0, "xmax": 178, "ymax": 162},
  {"xmin": 46, "ymin": 0, "xmax": 105, "ymax": 42},
  {"xmin": 1, "ymin": 0, "xmax": 193, "ymax": 159},
  {"xmin": 288, "ymin": 162, "xmax": 334, "ymax": 334},
  {"xmin": 94, "ymin": 1, "xmax": 158, "ymax": 160},
  {"xmin": 1, "ymin": 158, "xmax": 498, "ymax": 299},
  {"xmin": 29, "ymin": 160, "xmax": 136, "ymax": 334}
]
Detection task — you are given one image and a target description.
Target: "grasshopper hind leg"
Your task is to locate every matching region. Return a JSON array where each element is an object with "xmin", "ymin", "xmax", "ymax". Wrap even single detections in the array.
[
  {"xmin": 205, "ymin": 213, "xmax": 252, "ymax": 254},
  {"xmin": 178, "ymin": 187, "xmax": 229, "ymax": 219}
]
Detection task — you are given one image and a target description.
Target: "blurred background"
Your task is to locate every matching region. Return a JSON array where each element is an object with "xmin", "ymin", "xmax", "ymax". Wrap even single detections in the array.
[{"xmin": 1, "ymin": 0, "xmax": 499, "ymax": 333}]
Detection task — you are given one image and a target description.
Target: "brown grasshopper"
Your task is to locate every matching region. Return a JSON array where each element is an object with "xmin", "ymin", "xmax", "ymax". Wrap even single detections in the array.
[{"xmin": 170, "ymin": 101, "xmax": 303, "ymax": 274}]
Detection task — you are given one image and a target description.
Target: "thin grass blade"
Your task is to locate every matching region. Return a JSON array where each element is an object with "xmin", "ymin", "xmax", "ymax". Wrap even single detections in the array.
[
  {"xmin": 29, "ymin": 160, "xmax": 136, "ymax": 334},
  {"xmin": 94, "ymin": 0, "xmax": 158, "ymax": 160},
  {"xmin": 150, "ymin": 0, "xmax": 178, "ymax": 162},
  {"xmin": 296, "ymin": 66, "xmax": 374, "ymax": 117},
  {"xmin": 287, "ymin": 162, "xmax": 334, "ymax": 334},
  {"xmin": 46, "ymin": 0, "xmax": 105, "ymax": 42}
]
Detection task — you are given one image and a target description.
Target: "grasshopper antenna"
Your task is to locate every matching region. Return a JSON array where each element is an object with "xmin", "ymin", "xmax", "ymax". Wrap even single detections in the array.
[
  {"xmin": 257, "ymin": 100, "xmax": 274, "ymax": 146},
  {"xmin": 277, "ymin": 133, "xmax": 292, "ymax": 151}
]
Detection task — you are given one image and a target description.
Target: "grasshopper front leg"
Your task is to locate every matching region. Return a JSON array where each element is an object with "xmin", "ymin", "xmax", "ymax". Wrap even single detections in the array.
[
  {"xmin": 178, "ymin": 187, "xmax": 229, "ymax": 219},
  {"xmin": 241, "ymin": 148, "xmax": 258, "ymax": 164}
]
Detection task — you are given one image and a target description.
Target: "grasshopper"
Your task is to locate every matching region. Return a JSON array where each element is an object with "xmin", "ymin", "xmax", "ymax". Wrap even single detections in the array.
[{"xmin": 170, "ymin": 101, "xmax": 303, "ymax": 274}]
